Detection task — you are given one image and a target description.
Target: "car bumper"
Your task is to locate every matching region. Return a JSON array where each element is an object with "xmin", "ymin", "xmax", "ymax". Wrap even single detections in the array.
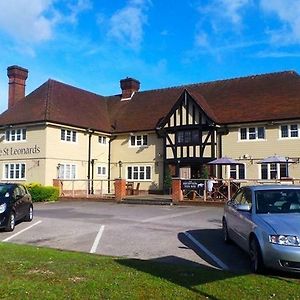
[{"xmin": 263, "ymin": 242, "xmax": 300, "ymax": 272}]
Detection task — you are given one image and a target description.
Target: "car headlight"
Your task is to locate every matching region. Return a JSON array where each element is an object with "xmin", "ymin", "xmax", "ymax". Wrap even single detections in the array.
[
  {"xmin": 0, "ymin": 203, "xmax": 6, "ymax": 213},
  {"xmin": 269, "ymin": 235, "xmax": 300, "ymax": 247}
]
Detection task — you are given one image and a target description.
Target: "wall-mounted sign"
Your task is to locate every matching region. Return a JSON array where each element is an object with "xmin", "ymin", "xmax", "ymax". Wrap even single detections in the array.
[{"xmin": 0, "ymin": 144, "xmax": 41, "ymax": 157}]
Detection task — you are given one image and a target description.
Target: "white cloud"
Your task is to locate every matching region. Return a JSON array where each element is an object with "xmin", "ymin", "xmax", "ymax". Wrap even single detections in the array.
[
  {"xmin": 65, "ymin": 0, "xmax": 92, "ymax": 24},
  {"xmin": 107, "ymin": 0, "xmax": 151, "ymax": 50},
  {"xmin": 0, "ymin": 0, "xmax": 91, "ymax": 44},
  {"xmin": 260, "ymin": 0, "xmax": 300, "ymax": 45},
  {"xmin": 0, "ymin": 0, "xmax": 56, "ymax": 43}
]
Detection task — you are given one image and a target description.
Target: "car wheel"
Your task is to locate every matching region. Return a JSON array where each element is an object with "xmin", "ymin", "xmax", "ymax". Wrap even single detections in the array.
[
  {"xmin": 249, "ymin": 237, "xmax": 264, "ymax": 273},
  {"xmin": 222, "ymin": 218, "xmax": 231, "ymax": 244},
  {"xmin": 24, "ymin": 205, "xmax": 33, "ymax": 222},
  {"xmin": 5, "ymin": 212, "xmax": 15, "ymax": 232}
]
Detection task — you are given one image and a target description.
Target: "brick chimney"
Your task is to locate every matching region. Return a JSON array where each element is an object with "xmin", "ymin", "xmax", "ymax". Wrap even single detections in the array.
[
  {"xmin": 7, "ymin": 65, "xmax": 28, "ymax": 108},
  {"xmin": 120, "ymin": 77, "xmax": 140, "ymax": 100}
]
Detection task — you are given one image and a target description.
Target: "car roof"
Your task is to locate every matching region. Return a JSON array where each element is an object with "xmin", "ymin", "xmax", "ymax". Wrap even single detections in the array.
[{"xmin": 244, "ymin": 185, "xmax": 300, "ymax": 191}]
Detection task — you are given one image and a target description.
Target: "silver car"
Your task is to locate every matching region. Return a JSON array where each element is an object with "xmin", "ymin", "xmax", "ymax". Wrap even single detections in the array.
[{"xmin": 222, "ymin": 185, "xmax": 300, "ymax": 273}]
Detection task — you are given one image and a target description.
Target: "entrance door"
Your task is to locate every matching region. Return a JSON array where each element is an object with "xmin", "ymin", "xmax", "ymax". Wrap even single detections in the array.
[{"xmin": 180, "ymin": 167, "xmax": 191, "ymax": 179}]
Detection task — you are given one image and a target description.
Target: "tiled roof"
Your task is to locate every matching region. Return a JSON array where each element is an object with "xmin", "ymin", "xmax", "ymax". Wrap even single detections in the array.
[
  {"xmin": 0, "ymin": 80, "xmax": 111, "ymax": 132},
  {"xmin": 0, "ymin": 70, "xmax": 300, "ymax": 133}
]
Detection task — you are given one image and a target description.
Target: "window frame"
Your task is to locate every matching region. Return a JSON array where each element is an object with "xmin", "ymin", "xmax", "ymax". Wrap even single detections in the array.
[
  {"xmin": 98, "ymin": 136, "xmax": 107, "ymax": 144},
  {"xmin": 5, "ymin": 128, "xmax": 27, "ymax": 142},
  {"xmin": 229, "ymin": 164, "xmax": 246, "ymax": 179},
  {"xmin": 260, "ymin": 163, "xmax": 288, "ymax": 180},
  {"xmin": 239, "ymin": 127, "xmax": 265, "ymax": 141},
  {"xmin": 176, "ymin": 129, "xmax": 200, "ymax": 145},
  {"xmin": 3, "ymin": 163, "xmax": 26, "ymax": 180},
  {"xmin": 280, "ymin": 124, "xmax": 300, "ymax": 139},
  {"xmin": 127, "ymin": 165, "xmax": 151, "ymax": 181},
  {"xmin": 61, "ymin": 129, "xmax": 77, "ymax": 143},
  {"xmin": 129, "ymin": 134, "xmax": 148, "ymax": 147},
  {"xmin": 97, "ymin": 165, "xmax": 107, "ymax": 176},
  {"xmin": 58, "ymin": 163, "xmax": 77, "ymax": 179}
]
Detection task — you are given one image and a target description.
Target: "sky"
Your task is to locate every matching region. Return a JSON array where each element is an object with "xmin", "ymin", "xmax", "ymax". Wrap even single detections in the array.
[{"xmin": 1, "ymin": 0, "xmax": 300, "ymax": 112}]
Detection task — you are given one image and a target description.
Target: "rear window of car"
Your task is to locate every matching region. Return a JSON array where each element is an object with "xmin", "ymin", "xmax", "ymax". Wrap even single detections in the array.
[{"xmin": 255, "ymin": 189, "xmax": 300, "ymax": 214}]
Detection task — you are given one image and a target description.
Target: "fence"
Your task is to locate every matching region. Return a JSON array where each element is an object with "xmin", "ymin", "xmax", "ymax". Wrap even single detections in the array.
[
  {"xmin": 55, "ymin": 179, "xmax": 115, "ymax": 198},
  {"xmin": 181, "ymin": 178, "xmax": 300, "ymax": 202}
]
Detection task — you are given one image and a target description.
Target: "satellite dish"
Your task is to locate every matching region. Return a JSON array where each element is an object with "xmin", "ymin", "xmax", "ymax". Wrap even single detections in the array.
[{"xmin": 0, "ymin": 134, "xmax": 5, "ymax": 142}]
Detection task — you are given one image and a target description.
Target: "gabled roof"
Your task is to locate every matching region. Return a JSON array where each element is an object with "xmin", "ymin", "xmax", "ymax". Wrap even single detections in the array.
[
  {"xmin": 0, "ymin": 80, "xmax": 112, "ymax": 132},
  {"xmin": 0, "ymin": 70, "xmax": 300, "ymax": 133}
]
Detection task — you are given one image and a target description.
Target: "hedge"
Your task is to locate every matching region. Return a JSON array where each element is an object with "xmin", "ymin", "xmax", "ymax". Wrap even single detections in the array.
[{"xmin": 26, "ymin": 183, "xmax": 59, "ymax": 202}]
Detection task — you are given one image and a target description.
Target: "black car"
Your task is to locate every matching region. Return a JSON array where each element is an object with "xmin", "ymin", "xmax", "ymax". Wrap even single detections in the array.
[{"xmin": 0, "ymin": 183, "xmax": 33, "ymax": 231}]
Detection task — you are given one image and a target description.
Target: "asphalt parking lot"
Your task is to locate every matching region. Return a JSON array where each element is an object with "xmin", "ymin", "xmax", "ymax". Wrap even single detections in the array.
[{"xmin": 0, "ymin": 201, "xmax": 250, "ymax": 273}]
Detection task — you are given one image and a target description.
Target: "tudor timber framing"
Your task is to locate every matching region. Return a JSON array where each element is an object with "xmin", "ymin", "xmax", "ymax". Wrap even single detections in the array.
[{"xmin": 157, "ymin": 90, "xmax": 218, "ymax": 164}]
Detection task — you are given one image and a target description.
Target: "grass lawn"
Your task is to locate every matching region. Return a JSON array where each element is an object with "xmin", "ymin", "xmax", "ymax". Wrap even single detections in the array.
[{"xmin": 0, "ymin": 242, "xmax": 300, "ymax": 300}]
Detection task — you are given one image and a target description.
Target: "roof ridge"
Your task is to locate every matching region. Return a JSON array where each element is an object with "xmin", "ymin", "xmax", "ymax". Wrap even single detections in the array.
[
  {"xmin": 47, "ymin": 78, "xmax": 105, "ymax": 98},
  {"xmin": 136, "ymin": 70, "xmax": 298, "ymax": 94}
]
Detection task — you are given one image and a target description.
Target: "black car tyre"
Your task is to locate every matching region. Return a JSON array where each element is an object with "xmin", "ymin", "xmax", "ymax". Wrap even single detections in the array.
[
  {"xmin": 222, "ymin": 218, "xmax": 231, "ymax": 244},
  {"xmin": 24, "ymin": 205, "xmax": 33, "ymax": 222},
  {"xmin": 249, "ymin": 237, "xmax": 264, "ymax": 274},
  {"xmin": 5, "ymin": 212, "xmax": 15, "ymax": 232}
]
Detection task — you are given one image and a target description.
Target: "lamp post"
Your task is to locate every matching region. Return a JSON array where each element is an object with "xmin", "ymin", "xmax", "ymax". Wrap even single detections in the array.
[{"xmin": 118, "ymin": 160, "xmax": 123, "ymax": 178}]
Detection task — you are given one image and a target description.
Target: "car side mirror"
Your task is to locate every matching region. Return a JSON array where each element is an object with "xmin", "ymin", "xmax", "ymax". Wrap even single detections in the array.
[{"xmin": 236, "ymin": 203, "xmax": 251, "ymax": 212}]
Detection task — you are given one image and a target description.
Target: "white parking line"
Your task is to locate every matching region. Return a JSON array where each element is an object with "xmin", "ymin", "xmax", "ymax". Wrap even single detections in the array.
[
  {"xmin": 2, "ymin": 221, "xmax": 42, "ymax": 242},
  {"xmin": 184, "ymin": 231, "xmax": 229, "ymax": 271},
  {"xmin": 142, "ymin": 209, "xmax": 205, "ymax": 223},
  {"xmin": 90, "ymin": 225, "xmax": 105, "ymax": 253}
]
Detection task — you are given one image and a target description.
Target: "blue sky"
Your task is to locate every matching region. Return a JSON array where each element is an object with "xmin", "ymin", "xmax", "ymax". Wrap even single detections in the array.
[{"xmin": 0, "ymin": 0, "xmax": 300, "ymax": 112}]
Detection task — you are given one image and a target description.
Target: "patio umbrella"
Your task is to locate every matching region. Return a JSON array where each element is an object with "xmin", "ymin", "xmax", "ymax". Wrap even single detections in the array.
[
  {"xmin": 207, "ymin": 156, "xmax": 243, "ymax": 165},
  {"xmin": 257, "ymin": 155, "xmax": 295, "ymax": 164}
]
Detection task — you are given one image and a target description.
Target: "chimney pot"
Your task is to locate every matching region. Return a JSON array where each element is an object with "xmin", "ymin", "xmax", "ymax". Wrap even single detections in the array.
[
  {"xmin": 7, "ymin": 65, "xmax": 28, "ymax": 108},
  {"xmin": 120, "ymin": 77, "xmax": 140, "ymax": 100}
]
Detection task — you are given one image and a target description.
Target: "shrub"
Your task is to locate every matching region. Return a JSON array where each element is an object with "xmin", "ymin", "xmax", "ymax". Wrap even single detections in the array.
[{"xmin": 26, "ymin": 183, "xmax": 59, "ymax": 202}]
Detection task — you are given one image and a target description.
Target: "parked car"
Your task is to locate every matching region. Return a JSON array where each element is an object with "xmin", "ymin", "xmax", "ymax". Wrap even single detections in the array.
[
  {"xmin": 222, "ymin": 185, "xmax": 300, "ymax": 273},
  {"xmin": 0, "ymin": 183, "xmax": 33, "ymax": 231}
]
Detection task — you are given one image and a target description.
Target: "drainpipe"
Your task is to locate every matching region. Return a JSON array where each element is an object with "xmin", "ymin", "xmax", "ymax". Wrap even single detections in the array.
[
  {"xmin": 108, "ymin": 135, "xmax": 117, "ymax": 193},
  {"xmin": 87, "ymin": 129, "xmax": 94, "ymax": 194}
]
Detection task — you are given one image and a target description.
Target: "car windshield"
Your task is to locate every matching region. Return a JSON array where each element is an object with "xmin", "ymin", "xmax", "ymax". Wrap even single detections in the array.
[{"xmin": 255, "ymin": 189, "xmax": 300, "ymax": 214}]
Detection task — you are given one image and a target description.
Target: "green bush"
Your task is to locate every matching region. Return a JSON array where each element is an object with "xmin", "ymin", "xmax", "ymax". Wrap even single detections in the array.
[{"xmin": 26, "ymin": 183, "xmax": 59, "ymax": 202}]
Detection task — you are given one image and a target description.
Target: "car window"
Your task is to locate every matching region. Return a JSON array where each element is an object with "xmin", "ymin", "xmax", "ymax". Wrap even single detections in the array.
[
  {"xmin": 233, "ymin": 189, "xmax": 244, "ymax": 204},
  {"xmin": 0, "ymin": 185, "xmax": 11, "ymax": 197},
  {"xmin": 241, "ymin": 189, "xmax": 252, "ymax": 206},
  {"xmin": 256, "ymin": 189, "xmax": 300, "ymax": 214}
]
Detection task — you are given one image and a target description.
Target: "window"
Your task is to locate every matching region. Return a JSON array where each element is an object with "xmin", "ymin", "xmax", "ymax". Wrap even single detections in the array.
[
  {"xmin": 61, "ymin": 129, "xmax": 77, "ymax": 142},
  {"xmin": 97, "ymin": 166, "xmax": 107, "ymax": 176},
  {"xmin": 229, "ymin": 164, "xmax": 245, "ymax": 179},
  {"xmin": 281, "ymin": 124, "xmax": 299, "ymax": 138},
  {"xmin": 130, "ymin": 135, "xmax": 148, "ymax": 147},
  {"xmin": 98, "ymin": 136, "xmax": 107, "ymax": 144},
  {"xmin": 177, "ymin": 130, "xmax": 200, "ymax": 144},
  {"xmin": 240, "ymin": 127, "xmax": 265, "ymax": 140},
  {"xmin": 260, "ymin": 163, "xmax": 287, "ymax": 180},
  {"xmin": 58, "ymin": 164, "xmax": 76, "ymax": 179},
  {"xmin": 127, "ymin": 166, "xmax": 151, "ymax": 181},
  {"xmin": 4, "ymin": 163, "xmax": 26, "ymax": 180},
  {"xmin": 5, "ymin": 128, "xmax": 26, "ymax": 142}
]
